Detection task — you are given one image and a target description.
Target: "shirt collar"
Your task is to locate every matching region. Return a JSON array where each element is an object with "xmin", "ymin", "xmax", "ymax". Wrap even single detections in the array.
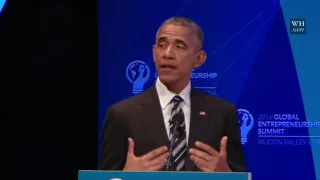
[{"xmin": 155, "ymin": 77, "xmax": 191, "ymax": 109}]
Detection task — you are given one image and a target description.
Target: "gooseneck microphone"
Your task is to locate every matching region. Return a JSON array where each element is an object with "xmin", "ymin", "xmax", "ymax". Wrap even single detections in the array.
[{"xmin": 166, "ymin": 113, "xmax": 184, "ymax": 171}]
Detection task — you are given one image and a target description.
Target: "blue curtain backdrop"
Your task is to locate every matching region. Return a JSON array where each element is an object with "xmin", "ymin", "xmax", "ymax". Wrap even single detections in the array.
[
  {"xmin": 0, "ymin": 0, "xmax": 6, "ymax": 12},
  {"xmin": 98, "ymin": 0, "xmax": 320, "ymax": 179}
]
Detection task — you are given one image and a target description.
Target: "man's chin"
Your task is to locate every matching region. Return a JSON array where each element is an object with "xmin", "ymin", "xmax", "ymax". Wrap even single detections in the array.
[
  {"xmin": 158, "ymin": 75, "xmax": 184, "ymax": 88},
  {"xmin": 158, "ymin": 76, "xmax": 178, "ymax": 86}
]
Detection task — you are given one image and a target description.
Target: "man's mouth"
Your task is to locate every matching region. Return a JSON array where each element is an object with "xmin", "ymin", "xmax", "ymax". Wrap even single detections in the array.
[{"xmin": 160, "ymin": 64, "xmax": 177, "ymax": 70}]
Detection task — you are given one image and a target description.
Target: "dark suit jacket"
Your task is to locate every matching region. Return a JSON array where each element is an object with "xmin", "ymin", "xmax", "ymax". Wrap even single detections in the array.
[{"xmin": 99, "ymin": 85, "xmax": 246, "ymax": 172}]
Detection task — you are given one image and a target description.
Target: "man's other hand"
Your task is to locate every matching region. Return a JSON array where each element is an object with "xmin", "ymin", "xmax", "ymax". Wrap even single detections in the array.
[
  {"xmin": 123, "ymin": 138, "xmax": 169, "ymax": 171},
  {"xmin": 189, "ymin": 136, "xmax": 232, "ymax": 172}
]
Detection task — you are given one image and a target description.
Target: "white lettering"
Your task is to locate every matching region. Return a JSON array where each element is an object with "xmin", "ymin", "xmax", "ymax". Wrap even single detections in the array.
[
  {"xmin": 274, "ymin": 114, "xmax": 299, "ymax": 120},
  {"xmin": 292, "ymin": 28, "xmax": 305, "ymax": 32},
  {"xmin": 258, "ymin": 128, "xmax": 285, "ymax": 135},
  {"xmin": 291, "ymin": 21, "xmax": 305, "ymax": 27},
  {"xmin": 191, "ymin": 73, "xmax": 217, "ymax": 79},
  {"xmin": 291, "ymin": 21, "xmax": 299, "ymax": 26}
]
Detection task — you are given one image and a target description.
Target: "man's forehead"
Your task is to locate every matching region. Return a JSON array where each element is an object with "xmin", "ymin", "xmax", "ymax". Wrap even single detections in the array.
[{"xmin": 156, "ymin": 24, "xmax": 197, "ymax": 40}]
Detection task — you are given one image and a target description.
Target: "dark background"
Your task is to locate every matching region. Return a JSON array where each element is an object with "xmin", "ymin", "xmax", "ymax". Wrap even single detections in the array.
[{"xmin": 1, "ymin": 0, "xmax": 98, "ymax": 179}]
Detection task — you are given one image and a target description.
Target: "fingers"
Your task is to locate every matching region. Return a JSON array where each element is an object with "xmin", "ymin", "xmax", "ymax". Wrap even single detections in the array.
[
  {"xmin": 195, "ymin": 141, "xmax": 219, "ymax": 156},
  {"xmin": 147, "ymin": 152, "xmax": 169, "ymax": 166},
  {"xmin": 127, "ymin": 138, "xmax": 135, "ymax": 156},
  {"xmin": 124, "ymin": 140, "xmax": 169, "ymax": 171},
  {"xmin": 146, "ymin": 152, "xmax": 169, "ymax": 171},
  {"xmin": 143, "ymin": 146, "xmax": 168, "ymax": 161},
  {"xmin": 189, "ymin": 137, "xmax": 230, "ymax": 172},
  {"xmin": 190, "ymin": 155, "xmax": 211, "ymax": 172},
  {"xmin": 147, "ymin": 161, "xmax": 167, "ymax": 171},
  {"xmin": 219, "ymin": 136, "xmax": 228, "ymax": 159},
  {"xmin": 189, "ymin": 148, "xmax": 211, "ymax": 161}
]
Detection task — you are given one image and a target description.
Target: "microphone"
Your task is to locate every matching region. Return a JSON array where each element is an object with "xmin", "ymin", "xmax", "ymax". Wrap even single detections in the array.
[{"xmin": 166, "ymin": 113, "xmax": 184, "ymax": 171}]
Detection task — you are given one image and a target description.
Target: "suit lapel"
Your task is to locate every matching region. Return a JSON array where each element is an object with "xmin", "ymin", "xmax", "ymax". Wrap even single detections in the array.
[
  {"xmin": 139, "ymin": 86, "xmax": 170, "ymax": 148},
  {"xmin": 185, "ymin": 88, "xmax": 209, "ymax": 171}
]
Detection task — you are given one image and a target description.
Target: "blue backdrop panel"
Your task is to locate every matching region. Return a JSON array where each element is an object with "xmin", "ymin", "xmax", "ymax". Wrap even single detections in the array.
[
  {"xmin": 281, "ymin": 0, "xmax": 320, "ymax": 178},
  {"xmin": 98, "ymin": 0, "xmax": 320, "ymax": 179},
  {"xmin": 0, "ymin": 0, "xmax": 6, "ymax": 12}
]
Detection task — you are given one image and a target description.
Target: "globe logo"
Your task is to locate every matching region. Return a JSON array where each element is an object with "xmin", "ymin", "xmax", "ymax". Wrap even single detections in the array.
[
  {"xmin": 237, "ymin": 109, "xmax": 254, "ymax": 145},
  {"xmin": 126, "ymin": 60, "xmax": 150, "ymax": 95}
]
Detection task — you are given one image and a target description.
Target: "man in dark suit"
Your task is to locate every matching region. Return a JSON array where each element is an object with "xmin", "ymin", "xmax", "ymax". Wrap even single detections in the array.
[{"xmin": 99, "ymin": 17, "xmax": 246, "ymax": 172}]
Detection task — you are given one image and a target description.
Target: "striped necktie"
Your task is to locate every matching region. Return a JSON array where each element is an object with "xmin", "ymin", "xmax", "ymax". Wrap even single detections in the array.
[{"xmin": 169, "ymin": 95, "xmax": 187, "ymax": 171}]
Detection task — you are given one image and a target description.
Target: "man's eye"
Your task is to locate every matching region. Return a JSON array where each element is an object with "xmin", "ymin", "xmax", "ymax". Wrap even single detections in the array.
[
  {"xmin": 158, "ymin": 43, "xmax": 166, "ymax": 48},
  {"xmin": 176, "ymin": 45, "xmax": 185, "ymax": 49}
]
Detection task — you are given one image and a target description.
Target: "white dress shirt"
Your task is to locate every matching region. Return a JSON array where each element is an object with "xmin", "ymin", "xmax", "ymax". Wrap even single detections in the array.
[{"xmin": 155, "ymin": 77, "xmax": 191, "ymax": 143}]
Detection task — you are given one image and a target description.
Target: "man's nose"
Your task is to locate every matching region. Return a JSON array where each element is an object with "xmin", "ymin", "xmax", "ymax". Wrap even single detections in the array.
[{"xmin": 163, "ymin": 45, "xmax": 175, "ymax": 60}]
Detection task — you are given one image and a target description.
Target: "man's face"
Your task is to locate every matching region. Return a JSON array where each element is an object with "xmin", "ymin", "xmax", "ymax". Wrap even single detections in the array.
[{"xmin": 153, "ymin": 24, "xmax": 206, "ymax": 87}]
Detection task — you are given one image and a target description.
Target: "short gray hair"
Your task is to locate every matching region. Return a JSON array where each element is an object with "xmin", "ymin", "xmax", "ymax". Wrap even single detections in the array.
[{"xmin": 156, "ymin": 17, "xmax": 204, "ymax": 48}]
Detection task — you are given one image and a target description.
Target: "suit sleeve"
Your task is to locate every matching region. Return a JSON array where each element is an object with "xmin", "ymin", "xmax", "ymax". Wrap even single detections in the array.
[
  {"xmin": 98, "ymin": 106, "xmax": 128, "ymax": 170},
  {"xmin": 226, "ymin": 105, "xmax": 246, "ymax": 172}
]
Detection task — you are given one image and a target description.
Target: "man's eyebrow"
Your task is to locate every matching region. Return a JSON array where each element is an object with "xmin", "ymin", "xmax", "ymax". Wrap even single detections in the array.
[
  {"xmin": 157, "ymin": 36, "xmax": 167, "ymax": 43},
  {"xmin": 156, "ymin": 37, "xmax": 189, "ymax": 48}
]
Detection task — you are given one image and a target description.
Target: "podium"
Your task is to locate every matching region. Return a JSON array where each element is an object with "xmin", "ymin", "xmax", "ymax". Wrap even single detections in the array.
[{"xmin": 78, "ymin": 171, "xmax": 252, "ymax": 180}]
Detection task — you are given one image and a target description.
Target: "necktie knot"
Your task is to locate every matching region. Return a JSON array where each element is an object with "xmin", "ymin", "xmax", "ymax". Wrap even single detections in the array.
[{"xmin": 172, "ymin": 95, "xmax": 183, "ymax": 104}]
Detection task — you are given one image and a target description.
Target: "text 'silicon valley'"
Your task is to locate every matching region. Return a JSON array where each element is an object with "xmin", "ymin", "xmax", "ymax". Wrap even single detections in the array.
[{"xmin": 290, "ymin": 18, "xmax": 306, "ymax": 34}]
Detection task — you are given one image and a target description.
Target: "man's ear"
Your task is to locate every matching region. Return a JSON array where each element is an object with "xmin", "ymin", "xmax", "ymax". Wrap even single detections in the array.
[
  {"xmin": 152, "ymin": 45, "xmax": 156, "ymax": 62},
  {"xmin": 194, "ymin": 50, "xmax": 207, "ymax": 68}
]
